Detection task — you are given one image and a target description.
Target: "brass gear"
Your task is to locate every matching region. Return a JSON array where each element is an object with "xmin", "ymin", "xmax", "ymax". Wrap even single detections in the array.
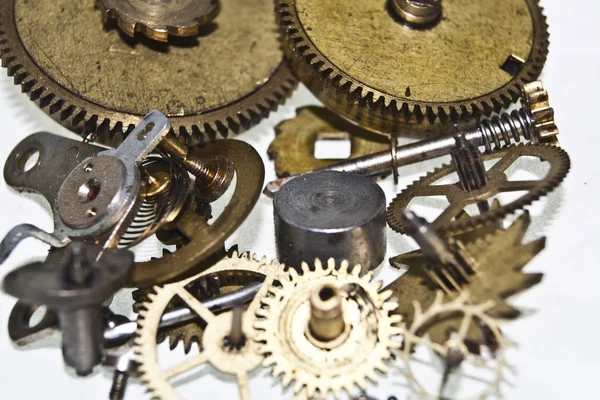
[
  {"xmin": 254, "ymin": 259, "xmax": 403, "ymax": 399},
  {"xmin": 276, "ymin": 0, "xmax": 549, "ymax": 136},
  {"xmin": 268, "ymin": 106, "xmax": 391, "ymax": 177},
  {"xmin": 0, "ymin": 0, "xmax": 296, "ymax": 147},
  {"xmin": 386, "ymin": 212, "xmax": 544, "ymax": 346},
  {"xmin": 400, "ymin": 291, "xmax": 511, "ymax": 400},
  {"xmin": 97, "ymin": 0, "xmax": 220, "ymax": 42},
  {"xmin": 135, "ymin": 251, "xmax": 283, "ymax": 400},
  {"xmin": 386, "ymin": 144, "xmax": 571, "ymax": 236}
]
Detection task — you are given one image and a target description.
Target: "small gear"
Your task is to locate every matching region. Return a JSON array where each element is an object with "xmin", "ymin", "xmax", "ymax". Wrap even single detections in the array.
[
  {"xmin": 135, "ymin": 251, "xmax": 282, "ymax": 400},
  {"xmin": 0, "ymin": 0, "xmax": 296, "ymax": 147},
  {"xmin": 268, "ymin": 106, "xmax": 391, "ymax": 177},
  {"xmin": 387, "ymin": 144, "xmax": 571, "ymax": 236},
  {"xmin": 387, "ymin": 212, "xmax": 544, "ymax": 345},
  {"xmin": 276, "ymin": 0, "xmax": 549, "ymax": 136},
  {"xmin": 400, "ymin": 291, "xmax": 512, "ymax": 400},
  {"xmin": 254, "ymin": 258, "xmax": 403, "ymax": 399},
  {"xmin": 98, "ymin": 0, "xmax": 220, "ymax": 42}
]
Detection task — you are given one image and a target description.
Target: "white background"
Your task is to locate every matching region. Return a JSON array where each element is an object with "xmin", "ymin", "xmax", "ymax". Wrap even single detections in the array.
[{"xmin": 0, "ymin": 0, "xmax": 599, "ymax": 398}]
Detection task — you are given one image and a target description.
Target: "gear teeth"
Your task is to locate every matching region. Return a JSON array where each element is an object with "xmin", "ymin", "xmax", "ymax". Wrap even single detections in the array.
[{"xmin": 276, "ymin": 0, "xmax": 549, "ymax": 131}]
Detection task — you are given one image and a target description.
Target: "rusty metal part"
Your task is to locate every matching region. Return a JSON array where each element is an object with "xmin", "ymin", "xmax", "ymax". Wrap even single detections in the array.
[
  {"xmin": 391, "ymin": 0, "xmax": 443, "ymax": 27},
  {"xmin": 264, "ymin": 81, "xmax": 559, "ymax": 198},
  {"xmin": 385, "ymin": 212, "xmax": 544, "ymax": 346},
  {"xmin": 400, "ymin": 291, "xmax": 511, "ymax": 399},
  {"xmin": 387, "ymin": 144, "xmax": 571, "ymax": 236},
  {"xmin": 98, "ymin": 0, "xmax": 220, "ymax": 42},
  {"xmin": 133, "ymin": 139, "xmax": 265, "ymax": 286},
  {"xmin": 0, "ymin": 0, "xmax": 296, "ymax": 146},
  {"xmin": 135, "ymin": 252, "xmax": 282, "ymax": 400},
  {"xmin": 267, "ymin": 106, "xmax": 390, "ymax": 177},
  {"xmin": 2, "ymin": 243, "xmax": 134, "ymax": 376},
  {"xmin": 276, "ymin": 0, "xmax": 549, "ymax": 136},
  {"xmin": 255, "ymin": 259, "xmax": 403, "ymax": 399},
  {"xmin": 274, "ymin": 171, "xmax": 387, "ymax": 274}
]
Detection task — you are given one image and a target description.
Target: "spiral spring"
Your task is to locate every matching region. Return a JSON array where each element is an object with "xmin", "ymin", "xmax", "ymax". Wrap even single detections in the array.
[
  {"xmin": 477, "ymin": 107, "xmax": 537, "ymax": 153},
  {"xmin": 118, "ymin": 156, "xmax": 191, "ymax": 248}
]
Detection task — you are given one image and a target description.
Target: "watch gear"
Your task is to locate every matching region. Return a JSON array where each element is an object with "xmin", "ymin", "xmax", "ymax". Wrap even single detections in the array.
[
  {"xmin": 386, "ymin": 212, "xmax": 544, "ymax": 345},
  {"xmin": 276, "ymin": 0, "xmax": 549, "ymax": 136},
  {"xmin": 387, "ymin": 144, "xmax": 571, "ymax": 236},
  {"xmin": 0, "ymin": 0, "xmax": 296, "ymax": 147},
  {"xmin": 98, "ymin": 0, "xmax": 220, "ymax": 42},
  {"xmin": 254, "ymin": 258, "xmax": 403, "ymax": 399},
  {"xmin": 400, "ymin": 291, "xmax": 511, "ymax": 400},
  {"xmin": 135, "ymin": 251, "xmax": 282, "ymax": 400},
  {"xmin": 268, "ymin": 106, "xmax": 390, "ymax": 177}
]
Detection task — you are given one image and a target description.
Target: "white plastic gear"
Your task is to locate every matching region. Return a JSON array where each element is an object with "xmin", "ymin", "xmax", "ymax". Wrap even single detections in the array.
[
  {"xmin": 254, "ymin": 258, "xmax": 403, "ymax": 399},
  {"xmin": 400, "ymin": 291, "xmax": 513, "ymax": 400},
  {"xmin": 134, "ymin": 251, "xmax": 282, "ymax": 400}
]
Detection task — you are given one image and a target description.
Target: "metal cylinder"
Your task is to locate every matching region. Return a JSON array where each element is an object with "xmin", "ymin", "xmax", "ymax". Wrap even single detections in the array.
[
  {"xmin": 58, "ymin": 306, "xmax": 104, "ymax": 376},
  {"xmin": 274, "ymin": 171, "xmax": 386, "ymax": 274},
  {"xmin": 308, "ymin": 284, "xmax": 345, "ymax": 342}
]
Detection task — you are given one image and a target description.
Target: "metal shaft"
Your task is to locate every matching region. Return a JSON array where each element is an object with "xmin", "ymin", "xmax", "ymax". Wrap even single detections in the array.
[
  {"xmin": 264, "ymin": 107, "xmax": 546, "ymax": 198},
  {"xmin": 109, "ymin": 371, "xmax": 129, "ymax": 400},
  {"xmin": 228, "ymin": 304, "xmax": 245, "ymax": 348}
]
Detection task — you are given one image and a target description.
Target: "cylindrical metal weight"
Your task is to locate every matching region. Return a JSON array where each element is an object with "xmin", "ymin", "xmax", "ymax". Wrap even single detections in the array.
[{"xmin": 274, "ymin": 171, "xmax": 386, "ymax": 274}]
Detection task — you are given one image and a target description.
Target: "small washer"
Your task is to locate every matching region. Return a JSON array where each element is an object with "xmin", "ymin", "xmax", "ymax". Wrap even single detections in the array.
[{"xmin": 274, "ymin": 171, "xmax": 386, "ymax": 274}]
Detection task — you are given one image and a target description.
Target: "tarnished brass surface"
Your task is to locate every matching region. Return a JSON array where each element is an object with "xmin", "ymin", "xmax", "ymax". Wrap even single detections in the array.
[
  {"xmin": 276, "ymin": 0, "xmax": 549, "ymax": 136},
  {"xmin": 387, "ymin": 144, "xmax": 571, "ymax": 235},
  {"xmin": 386, "ymin": 213, "xmax": 544, "ymax": 345},
  {"xmin": 98, "ymin": 0, "xmax": 220, "ymax": 42},
  {"xmin": 0, "ymin": 0, "xmax": 296, "ymax": 146},
  {"xmin": 268, "ymin": 106, "xmax": 390, "ymax": 177},
  {"xmin": 132, "ymin": 140, "xmax": 265, "ymax": 286}
]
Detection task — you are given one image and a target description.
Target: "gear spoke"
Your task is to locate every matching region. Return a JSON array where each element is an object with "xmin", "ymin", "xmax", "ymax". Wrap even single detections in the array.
[
  {"xmin": 412, "ymin": 184, "xmax": 458, "ymax": 198},
  {"xmin": 499, "ymin": 180, "xmax": 541, "ymax": 192},
  {"xmin": 163, "ymin": 352, "xmax": 208, "ymax": 380},
  {"xmin": 236, "ymin": 371, "xmax": 250, "ymax": 400},
  {"xmin": 457, "ymin": 314, "xmax": 474, "ymax": 342},
  {"xmin": 175, "ymin": 287, "xmax": 216, "ymax": 324}
]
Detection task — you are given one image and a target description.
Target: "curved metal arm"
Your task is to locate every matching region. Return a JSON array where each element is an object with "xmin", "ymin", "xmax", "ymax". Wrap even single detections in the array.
[{"xmin": 0, "ymin": 224, "xmax": 71, "ymax": 264}]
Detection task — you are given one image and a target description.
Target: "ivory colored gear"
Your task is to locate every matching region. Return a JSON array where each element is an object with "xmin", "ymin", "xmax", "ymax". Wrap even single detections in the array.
[
  {"xmin": 0, "ymin": 0, "xmax": 296, "ymax": 147},
  {"xmin": 268, "ymin": 106, "xmax": 390, "ymax": 177},
  {"xmin": 276, "ymin": 0, "xmax": 549, "ymax": 136},
  {"xmin": 387, "ymin": 144, "xmax": 571, "ymax": 236},
  {"xmin": 135, "ymin": 251, "xmax": 282, "ymax": 400},
  {"xmin": 98, "ymin": 0, "xmax": 220, "ymax": 42},
  {"xmin": 401, "ymin": 291, "xmax": 511, "ymax": 399},
  {"xmin": 386, "ymin": 212, "xmax": 544, "ymax": 345},
  {"xmin": 254, "ymin": 259, "xmax": 403, "ymax": 399}
]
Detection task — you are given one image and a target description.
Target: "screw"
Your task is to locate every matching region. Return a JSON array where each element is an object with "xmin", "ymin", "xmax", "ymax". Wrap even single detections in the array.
[
  {"xmin": 391, "ymin": 0, "xmax": 442, "ymax": 27},
  {"xmin": 104, "ymin": 347, "xmax": 138, "ymax": 400},
  {"xmin": 159, "ymin": 136, "xmax": 235, "ymax": 203},
  {"xmin": 264, "ymin": 81, "xmax": 557, "ymax": 198}
]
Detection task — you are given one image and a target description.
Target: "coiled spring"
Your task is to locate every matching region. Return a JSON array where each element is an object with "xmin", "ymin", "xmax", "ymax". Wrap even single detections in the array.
[{"xmin": 477, "ymin": 108, "xmax": 536, "ymax": 153}]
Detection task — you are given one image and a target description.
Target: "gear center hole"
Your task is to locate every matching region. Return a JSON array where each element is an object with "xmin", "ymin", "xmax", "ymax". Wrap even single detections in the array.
[{"xmin": 78, "ymin": 179, "xmax": 101, "ymax": 203}]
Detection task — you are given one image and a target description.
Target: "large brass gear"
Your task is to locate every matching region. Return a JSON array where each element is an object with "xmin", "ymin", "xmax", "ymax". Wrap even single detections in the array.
[
  {"xmin": 276, "ymin": 0, "xmax": 549, "ymax": 136},
  {"xmin": 387, "ymin": 144, "xmax": 571, "ymax": 236},
  {"xmin": 254, "ymin": 259, "xmax": 403, "ymax": 399},
  {"xmin": 400, "ymin": 291, "xmax": 511, "ymax": 400},
  {"xmin": 97, "ymin": 0, "xmax": 220, "ymax": 42},
  {"xmin": 386, "ymin": 212, "xmax": 544, "ymax": 346},
  {"xmin": 135, "ymin": 251, "xmax": 283, "ymax": 400},
  {"xmin": 0, "ymin": 0, "xmax": 296, "ymax": 147}
]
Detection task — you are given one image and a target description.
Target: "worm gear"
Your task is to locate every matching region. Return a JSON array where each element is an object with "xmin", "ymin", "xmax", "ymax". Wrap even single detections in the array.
[
  {"xmin": 98, "ymin": 0, "xmax": 220, "ymax": 42},
  {"xmin": 0, "ymin": 0, "xmax": 296, "ymax": 147},
  {"xmin": 276, "ymin": 0, "xmax": 549, "ymax": 136},
  {"xmin": 387, "ymin": 144, "xmax": 571, "ymax": 236},
  {"xmin": 400, "ymin": 291, "xmax": 512, "ymax": 400},
  {"xmin": 135, "ymin": 251, "xmax": 282, "ymax": 400},
  {"xmin": 254, "ymin": 259, "xmax": 403, "ymax": 399},
  {"xmin": 386, "ymin": 212, "xmax": 545, "ymax": 345}
]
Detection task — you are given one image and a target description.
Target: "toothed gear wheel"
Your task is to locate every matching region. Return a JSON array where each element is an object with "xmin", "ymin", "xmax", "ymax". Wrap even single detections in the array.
[
  {"xmin": 98, "ymin": 0, "xmax": 220, "ymax": 42},
  {"xmin": 254, "ymin": 258, "xmax": 403, "ymax": 399},
  {"xmin": 0, "ymin": 0, "xmax": 296, "ymax": 147},
  {"xmin": 135, "ymin": 251, "xmax": 282, "ymax": 400},
  {"xmin": 401, "ymin": 291, "xmax": 511, "ymax": 400},
  {"xmin": 387, "ymin": 144, "xmax": 571, "ymax": 235},
  {"xmin": 276, "ymin": 0, "xmax": 549, "ymax": 136}
]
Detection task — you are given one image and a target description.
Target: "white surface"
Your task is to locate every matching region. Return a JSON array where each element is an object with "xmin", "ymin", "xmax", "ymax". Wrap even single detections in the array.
[{"xmin": 0, "ymin": 0, "xmax": 599, "ymax": 398}]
